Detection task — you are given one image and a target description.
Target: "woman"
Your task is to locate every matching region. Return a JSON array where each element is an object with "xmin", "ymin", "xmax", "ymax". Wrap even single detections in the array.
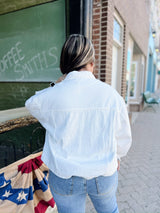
[{"xmin": 25, "ymin": 34, "xmax": 132, "ymax": 213}]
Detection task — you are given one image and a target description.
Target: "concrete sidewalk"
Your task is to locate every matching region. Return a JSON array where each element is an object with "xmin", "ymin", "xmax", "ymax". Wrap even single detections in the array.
[{"xmin": 86, "ymin": 104, "xmax": 160, "ymax": 213}]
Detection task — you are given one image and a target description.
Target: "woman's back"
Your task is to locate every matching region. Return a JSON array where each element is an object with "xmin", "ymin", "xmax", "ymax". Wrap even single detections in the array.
[{"xmin": 26, "ymin": 70, "xmax": 131, "ymax": 179}]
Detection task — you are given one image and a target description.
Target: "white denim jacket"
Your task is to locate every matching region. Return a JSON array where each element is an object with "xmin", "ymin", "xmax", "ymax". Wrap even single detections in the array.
[{"xmin": 25, "ymin": 71, "xmax": 132, "ymax": 179}]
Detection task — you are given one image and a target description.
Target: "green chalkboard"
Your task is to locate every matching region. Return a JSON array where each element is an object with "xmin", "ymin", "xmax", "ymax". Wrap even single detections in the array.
[
  {"xmin": 0, "ymin": 0, "xmax": 53, "ymax": 15},
  {"xmin": 0, "ymin": 0, "xmax": 65, "ymax": 82}
]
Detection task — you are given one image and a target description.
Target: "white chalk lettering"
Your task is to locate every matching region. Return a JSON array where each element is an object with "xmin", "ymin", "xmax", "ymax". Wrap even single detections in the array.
[
  {"xmin": 48, "ymin": 47, "xmax": 58, "ymax": 66},
  {"xmin": 42, "ymin": 51, "xmax": 48, "ymax": 69},
  {"xmin": 0, "ymin": 59, "xmax": 5, "ymax": 73},
  {"xmin": 7, "ymin": 51, "xmax": 12, "ymax": 67},
  {"xmin": 0, "ymin": 41, "xmax": 25, "ymax": 73},
  {"xmin": 22, "ymin": 63, "xmax": 33, "ymax": 75},
  {"xmin": 33, "ymin": 55, "xmax": 39, "ymax": 72},
  {"xmin": 24, "ymin": 51, "xmax": 48, "ymax": 74},
  {"xmin": 0, "ymin": 43, "xmax": 58, "ymax": 80},
  {"xmin": 11, "ymin": 47, "xmax": 19, "ymax": 64},
  {"xmin": 28, "ymin": 57, "xmax": 38, "ymax": 72},
  {"xmin": 37, "ymin": 53, "xmax": 43, "ymax": 70},
  {"xmin": 2, "ymin": 54, "xmax": 8, "ymax": 70},
  {"xmin": 14, "ymin": 64, "xmax": 24, "ymax": 81},
  {"xmin": 16, "ymin": 42, "xmax": 25, "ymax": 61},
  {"xmin": 19, "ymin": 47, "xmax": 58, "ymax": 78}
]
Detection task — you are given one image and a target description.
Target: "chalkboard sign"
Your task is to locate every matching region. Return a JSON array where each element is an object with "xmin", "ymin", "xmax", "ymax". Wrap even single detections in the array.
[
  {"xmin": 0, "ymin": 0, "xmax": 65, "ymax": 82},
  {"xmin": 0, "ymin": 0, "xmax": 53, "ymax": 15}
]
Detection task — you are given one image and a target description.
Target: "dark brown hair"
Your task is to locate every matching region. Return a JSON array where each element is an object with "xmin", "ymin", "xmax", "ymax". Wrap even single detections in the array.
[{"xmin": 60, "ymin": 34, "xmax": 95, "ymax": 74}]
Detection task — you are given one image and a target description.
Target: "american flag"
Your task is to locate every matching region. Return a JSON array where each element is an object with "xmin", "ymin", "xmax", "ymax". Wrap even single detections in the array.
[{"xmin": 0, "ymin": 152, "xmax": 55, "ymax": 213}]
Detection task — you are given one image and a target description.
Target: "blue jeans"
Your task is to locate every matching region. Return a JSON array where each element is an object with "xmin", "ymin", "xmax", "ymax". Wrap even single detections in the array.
[{"xmin": 49, "ymin": 171, "xmax": 119, "ymax": 213}]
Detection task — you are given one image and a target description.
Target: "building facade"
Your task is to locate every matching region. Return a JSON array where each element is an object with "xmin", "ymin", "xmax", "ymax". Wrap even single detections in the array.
[
  {"xmin": 92, "ymin": 0, "xmax": 150, "ymax": 111},
  {"xmin": 0, "ymin": 0, "xmax": 152, "ymax": 113}
]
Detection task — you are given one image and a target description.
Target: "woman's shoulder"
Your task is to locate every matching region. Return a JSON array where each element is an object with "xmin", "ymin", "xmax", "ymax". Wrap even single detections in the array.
[
  {"xmin": 95, "ymin": 78, "xmax": 125, "ymax": 104},
  {"xmin": 35, "ymin": 86, "xmax": 56, "ymax": 96},
  {"xmin": 94, "ymin": 78, "xmax": 118, "ymax": 94}
]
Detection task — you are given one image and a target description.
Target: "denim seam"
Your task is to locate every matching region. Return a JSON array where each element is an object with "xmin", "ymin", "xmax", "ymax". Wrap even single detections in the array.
[
  {"xmin": 51, "ymin": 188, "xmax": 86, "ymax": 197},
  {"xmin": 95, "ymin": 178, "xmax": 99, "ymax": 194},
  {"xmin": 51, "ymin": 187, "xmax": 74, "ymax": 197},
  {"xmin": 90, "ymin": 177, "xmax": 117, "ymax": 196},
  {"xmin": 70, "ymin": 176, "xmax": 74, "ymax": 194},
  {"xmin": 84, "ymin": 179, "xmax": 87, "ymax": 193},
  {"xmin": 51, "ymin": 179, "xmax": 74, "ymax": 197},
  {"xmin": 89, "ymin": 186, "xmax": 115, "ymax": 196}
]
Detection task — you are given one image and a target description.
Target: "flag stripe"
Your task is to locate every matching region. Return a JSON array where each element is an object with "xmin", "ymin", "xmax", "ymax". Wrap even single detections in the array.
[
  {"xmin": 0, "ymin": 152, "xmax": 42, "ymax": 174},
  {"xmin": 0, "ymin": 152, "xmax": 55, "ymax": 213},
  {"xmin": 18, "ymin": 156, "xmax": 43, "ymax": 174},
  {"xmin": 33, "ymin": 173, "xmax": 48, "ymax": 193},
  {"xmin": 34, "ymin": 198, "xmax": 55, "ymax": 213}
]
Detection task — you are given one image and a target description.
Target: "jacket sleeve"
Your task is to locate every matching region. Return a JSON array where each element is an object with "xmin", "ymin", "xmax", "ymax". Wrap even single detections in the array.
[
  {"xmin": 116, "ymin": 97, "xmax": 132, "ymax": 160},
  {"xmin": 25, "ymin": 93, "xmax": 45, "ymax": 123}
]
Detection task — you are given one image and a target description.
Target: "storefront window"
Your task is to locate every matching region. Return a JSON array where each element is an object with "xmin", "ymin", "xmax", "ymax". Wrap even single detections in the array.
[
  {"xmin": 130, "ymin": 62, "xmax": 137, "ymax": 97},
  {"xmin": 125, "ymin": 48, "xmax": 132, "ymax": 103},
  {"xmin": 113, "ymin": 18, "xmax": 122, "ymax": 43},
  {"xmin": 0, "ymin": 0, "xmax": 66, "ymax": 110}
]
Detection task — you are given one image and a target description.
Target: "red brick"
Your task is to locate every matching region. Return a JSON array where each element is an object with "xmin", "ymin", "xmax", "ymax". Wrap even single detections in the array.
[
  {"xmin": 102, "ymin": 2, "xmax": 108, "ymax": 7},
  {"xmin": 101, "ymin": 21, "xmax": 107, "ymax": 27},
  {"xmin": 102, "ymin": 12, "xmax": 107, "ymax": 17},
  {"xmin": 93, "ymin": 14, "xmax": 100, "ymax": 19},
  {"xmin": 94, "ymin": 8, "xmax": 101, "ymax": 13}
]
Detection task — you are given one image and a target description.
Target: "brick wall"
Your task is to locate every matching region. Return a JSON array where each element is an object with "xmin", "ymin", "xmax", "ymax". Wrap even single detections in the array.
[
  {"xmin": 92, "ymin": 0, "xmax": 101, "ymax": 79},
  {"xmin": 92, "ymin": 0, "xmax": 114, "ymax": 84},
  {"xmin": 92, "ymin": 0, "xmax": 149, "ymax": 98},
  {"xmin": 121, "ymin": 25, "xmax": 128, "ymax": 98}
]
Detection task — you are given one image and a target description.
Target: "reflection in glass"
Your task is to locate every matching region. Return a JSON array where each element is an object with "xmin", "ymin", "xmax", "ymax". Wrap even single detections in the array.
[
  {"xmin": 130, "ymin": 62, "xmax": 137, "ymax": 97},
  {"xmin": 113, "ymin": 18, "xmax": 122, "ymax": 42}
]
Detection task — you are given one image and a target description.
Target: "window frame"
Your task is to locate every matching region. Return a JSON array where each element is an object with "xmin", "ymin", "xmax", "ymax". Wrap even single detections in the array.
[
  {"xmin": 111, "ymin": 11, "xmax": 124, "ymax": 93},
  {"xmin": 130, "ymin": 61, "xmax": 138, "ymax": 99}
]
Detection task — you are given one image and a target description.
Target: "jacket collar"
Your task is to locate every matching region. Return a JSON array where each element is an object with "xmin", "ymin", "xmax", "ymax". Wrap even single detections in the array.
[{"xmin": 64, "ymin": 71, "xmax": 95, "ymax": 81}]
